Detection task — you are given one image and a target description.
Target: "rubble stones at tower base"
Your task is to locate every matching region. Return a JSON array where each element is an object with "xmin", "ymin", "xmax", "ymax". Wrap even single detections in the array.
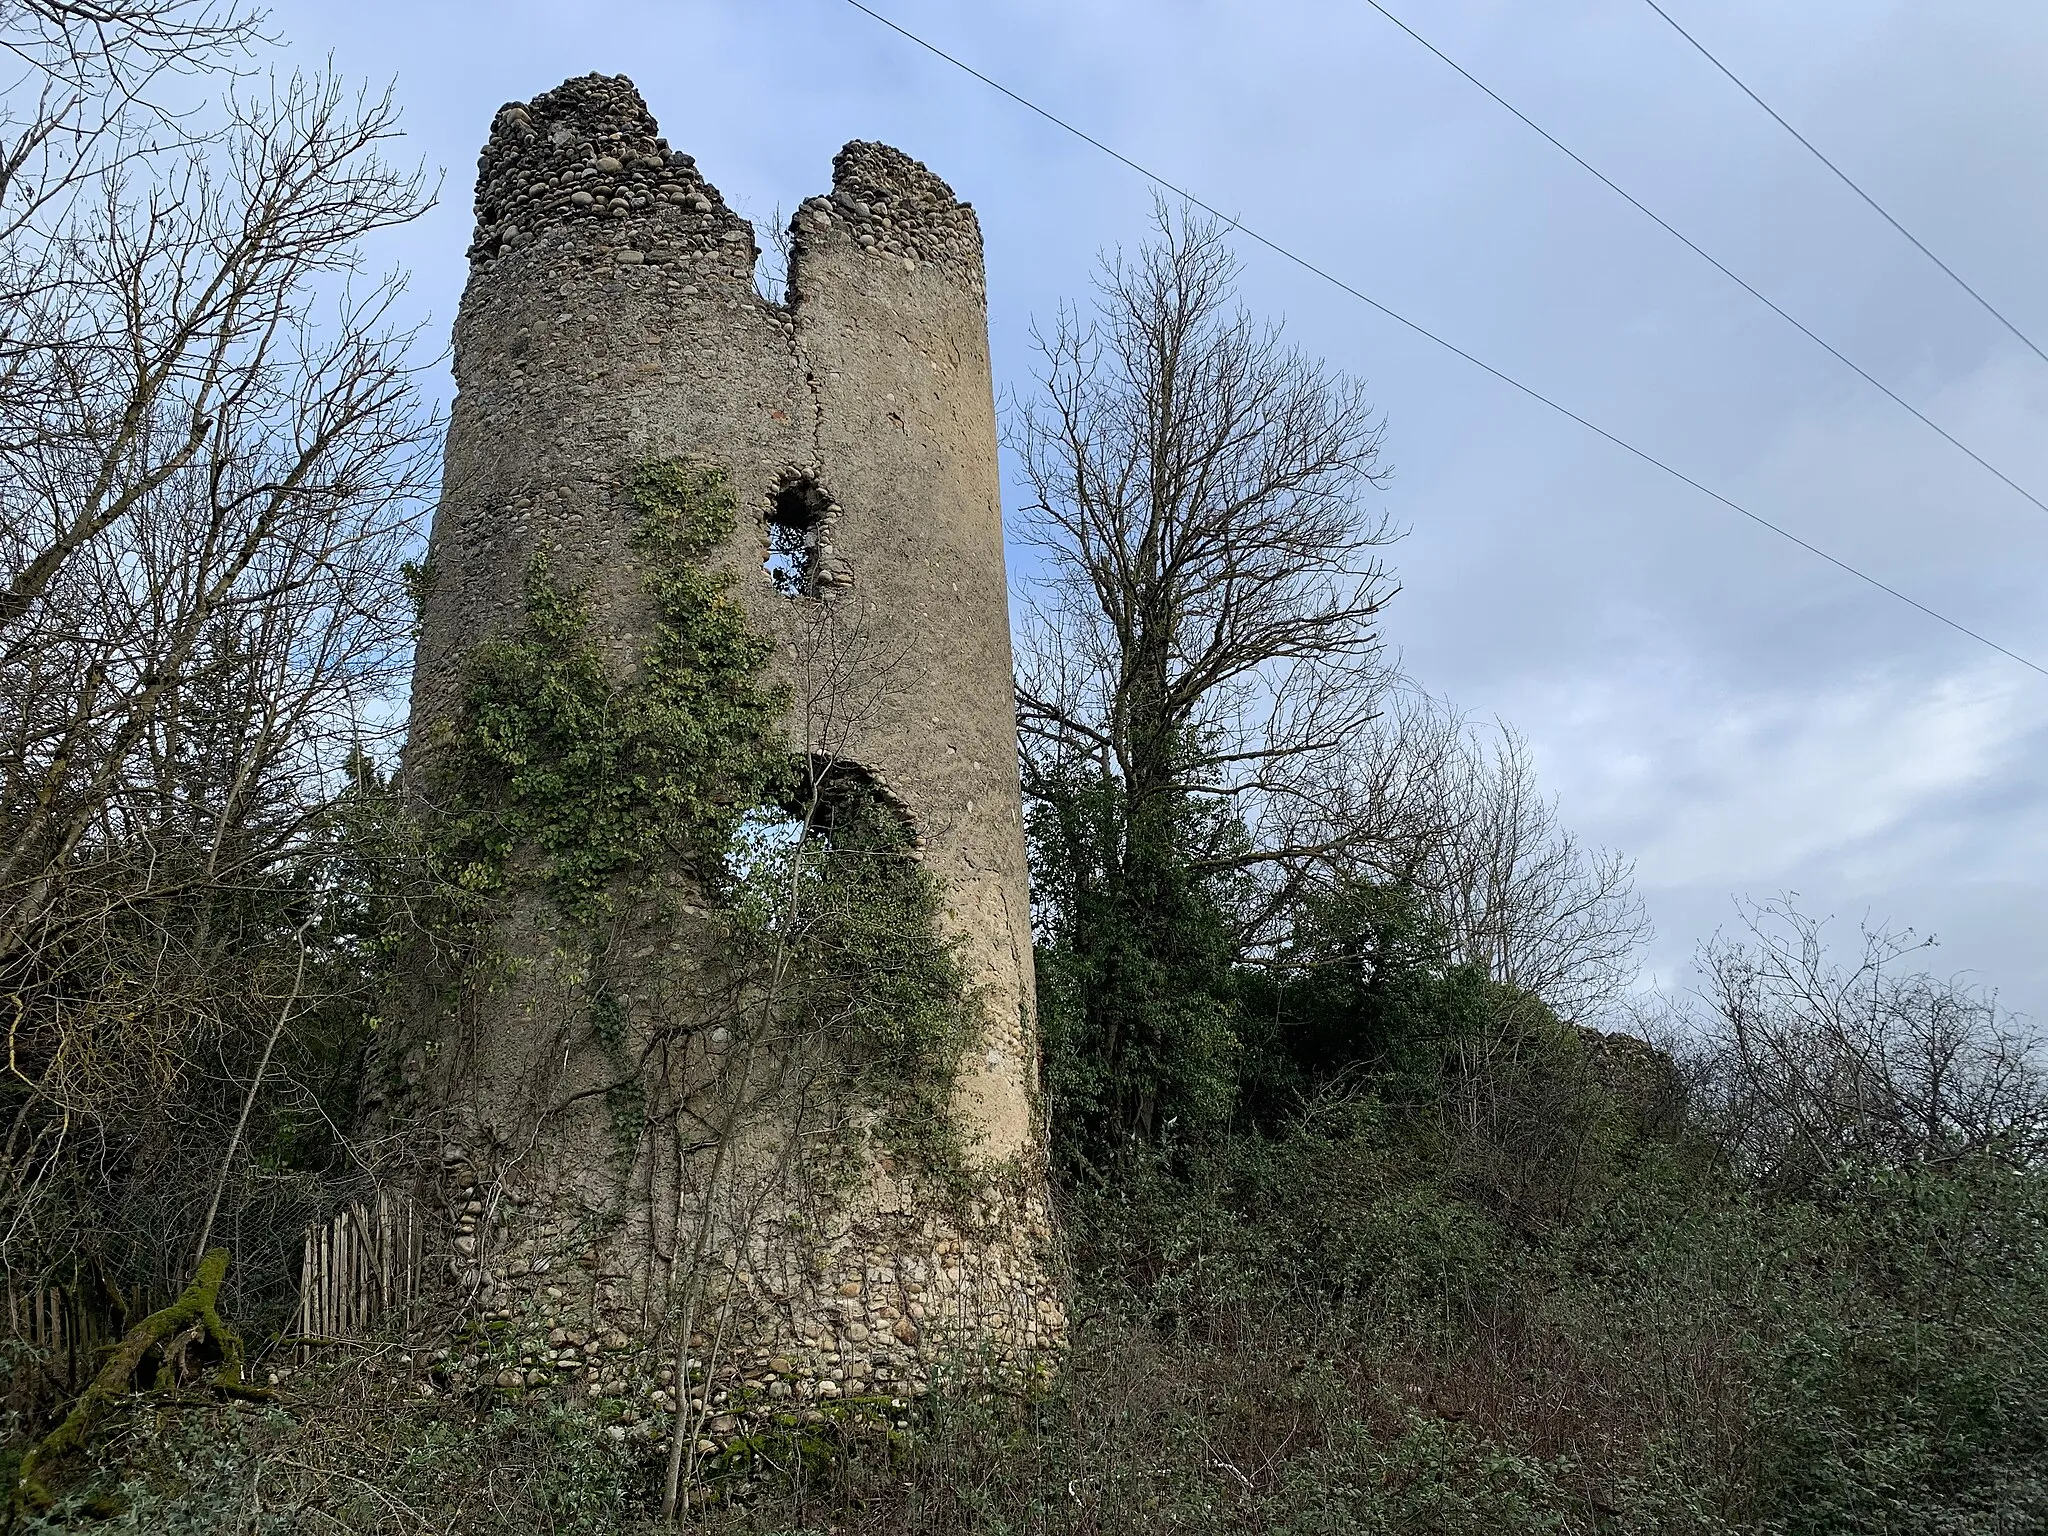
[{"xmin": 427, "ymin": 1144, "xmax": 1064, "ymax": 1463}]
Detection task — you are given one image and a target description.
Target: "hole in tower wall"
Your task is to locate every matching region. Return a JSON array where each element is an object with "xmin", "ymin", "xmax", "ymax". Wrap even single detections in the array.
[
  {"xmin": 765, "ymin": 473, "xmax": 843, "ymax": 598},
  {"xmin": 790, "ymin": 755, "xmax": 919, "ymax": 849},
  {"xmin": 723, "ymin": 757, "xmax": 922, "ymax": 917}
]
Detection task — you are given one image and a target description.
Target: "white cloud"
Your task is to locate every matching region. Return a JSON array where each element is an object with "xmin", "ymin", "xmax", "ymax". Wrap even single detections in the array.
[{"xmin": 1548, "ymin": 660, "xmax": 2043, "ymax": 882}]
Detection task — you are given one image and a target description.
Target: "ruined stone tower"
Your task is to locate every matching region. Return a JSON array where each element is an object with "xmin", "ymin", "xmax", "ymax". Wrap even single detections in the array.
[{"xmin": 396, "ymin": 75, "xmax": 1062, "ymax": 1419}]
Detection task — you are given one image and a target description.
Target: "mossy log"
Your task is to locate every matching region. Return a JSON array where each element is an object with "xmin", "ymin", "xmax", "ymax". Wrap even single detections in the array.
[{"xmin": 10, "ymin": 1247, "xmax": 270, "ymax": 1517}]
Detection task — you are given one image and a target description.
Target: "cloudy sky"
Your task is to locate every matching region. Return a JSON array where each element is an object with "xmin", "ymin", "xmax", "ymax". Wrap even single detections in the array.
[{"xmin": 268, "ymin": 0, "xmax": 2048, "ymax": 1019}]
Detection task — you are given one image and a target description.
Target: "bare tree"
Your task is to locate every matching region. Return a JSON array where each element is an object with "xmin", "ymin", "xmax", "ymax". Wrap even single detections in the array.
[
  {"xmin": 1011, "ymin": 202, "xmax": 1399, "ymax": 1143},
  {"xmin": 0, "ymin": 1, "xmax": 436, "ymax": 1319},
  {"xmin": 1415, "ymin": 717, "xmax": 1647, "ymax": 1020},
  {"xmin": 1013, "ymin": 200, "xmax": 1397, "ymax": 917},
  {"xmin": 1302, "ymin": 696, "xmax": 1647, "ymax": 1021},
  {"xmin": 0, "ymin": 0, "xmax": 263, "ymax": 256},
  {"xmin": 1692, "ymin": 897, "xmax": 2046, "ymax": 1183}
]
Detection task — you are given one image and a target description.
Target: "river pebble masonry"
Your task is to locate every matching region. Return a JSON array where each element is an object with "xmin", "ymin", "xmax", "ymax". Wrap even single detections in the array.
[{"xmin": 394, "ymin": 73, "xmax": 1063, "ymax": 1449}]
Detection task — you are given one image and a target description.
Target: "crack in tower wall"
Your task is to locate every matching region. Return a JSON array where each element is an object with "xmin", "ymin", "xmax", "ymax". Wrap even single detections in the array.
[{"xmin": 398, "ymin": 74, "xmax": 1061, "ymax": 1419}]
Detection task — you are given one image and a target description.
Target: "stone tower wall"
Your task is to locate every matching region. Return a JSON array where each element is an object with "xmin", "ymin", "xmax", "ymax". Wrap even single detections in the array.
[{"xmin": 399, "ymin": 75, "xmax": 1060, "ymax": 1429}]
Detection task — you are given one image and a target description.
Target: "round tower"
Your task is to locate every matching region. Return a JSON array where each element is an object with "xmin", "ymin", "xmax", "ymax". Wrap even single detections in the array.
[{"xmin": 395, "ymin": 75, "xmax": 1061, "ymax": 1422}]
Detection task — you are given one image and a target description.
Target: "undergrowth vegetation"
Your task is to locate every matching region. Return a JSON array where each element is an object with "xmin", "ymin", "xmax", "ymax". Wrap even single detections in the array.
[
  {"xmin": 16, "ymin": 1028, "xmax": 2044, "ymax": 1533},
  {"xmin": 654, "ymin": 890, "xmax": 2044, "ymax": 1536}
]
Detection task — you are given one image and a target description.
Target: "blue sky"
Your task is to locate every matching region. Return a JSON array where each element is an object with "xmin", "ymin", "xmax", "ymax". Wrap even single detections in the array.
[{"xmin": 277, "ymin": 0, "xmax": 2048, "ymax": 1019}]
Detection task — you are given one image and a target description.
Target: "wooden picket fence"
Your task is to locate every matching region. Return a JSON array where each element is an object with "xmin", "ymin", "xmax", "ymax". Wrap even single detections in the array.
[
  {"xmin": 294, "ymin": 1189, "xmax": 425, "ymax": 1351},
  {"xmin": 7, "ymin": 1277, "xmax": 113, "ymax": 1393},
  {"xmin": 4, "ymin": 1190, "xmax": 426, "ymax": 1386}
]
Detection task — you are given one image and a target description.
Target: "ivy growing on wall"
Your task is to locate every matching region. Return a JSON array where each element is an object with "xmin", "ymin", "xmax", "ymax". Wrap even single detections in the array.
[
  {"xmin": 423, "ymin": 457, "xmax": 979, "ymax": 1177},
  {"xmin": 434, "ymin": 460, "xmax": 789, "ymax": 920},
  {"xmin": 726, "ymin": 787, "xmax": 979, "ymax": 1174}
]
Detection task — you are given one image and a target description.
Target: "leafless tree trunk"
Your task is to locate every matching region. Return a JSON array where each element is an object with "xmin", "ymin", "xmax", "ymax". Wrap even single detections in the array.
[
  {"xmin": 1011, "ymin": 202, "xmax": 1405, "ymax": 1143},
  {"xmin": 1012, "ymin": 199, "xmax": 1398, "ymax": 910},
  {"xmin": 0, "ymin": 0, "xmax": 436, "ymax": 1317}
]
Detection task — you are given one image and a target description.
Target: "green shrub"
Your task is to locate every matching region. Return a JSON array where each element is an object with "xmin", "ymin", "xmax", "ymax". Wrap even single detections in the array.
[
  {"xmin": 438, "ymin": 458, "xmax": 786, "ymax": 919},
  {"xmin": 1749, "ymin": 1162, "xmax": 2048, "ymax": 1534}
]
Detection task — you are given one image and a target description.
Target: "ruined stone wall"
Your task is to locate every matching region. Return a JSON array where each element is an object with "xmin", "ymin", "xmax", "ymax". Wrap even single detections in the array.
[{"xmin": 395, "ymin": 75, "xmax": 1061, "ymax": 1440}]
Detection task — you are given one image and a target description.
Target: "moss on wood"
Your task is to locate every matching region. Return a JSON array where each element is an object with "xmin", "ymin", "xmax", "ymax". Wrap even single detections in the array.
[{"xmin": 11, "ymin": 1247, "xmax": 270, "ymax": 1517}]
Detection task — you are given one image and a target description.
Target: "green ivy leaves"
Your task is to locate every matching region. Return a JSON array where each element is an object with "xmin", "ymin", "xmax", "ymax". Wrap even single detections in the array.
[{"xmin": 437, "ymin": 459, "xmax": 788, "ymax": 921}]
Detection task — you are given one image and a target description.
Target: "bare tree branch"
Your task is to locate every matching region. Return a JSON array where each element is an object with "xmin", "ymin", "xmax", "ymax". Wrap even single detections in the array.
[
  {"xmin": 0, "ymin": 7, "xmax": 436, "ymax": 1312},
  {"xmin": 1688, "ymin": 897, "xmax": 2046, "ymax": 1183}
]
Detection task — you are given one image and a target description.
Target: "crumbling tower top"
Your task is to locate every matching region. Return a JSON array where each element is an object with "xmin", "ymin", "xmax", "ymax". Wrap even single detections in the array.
[{"xmin": 460, "ymin": 73, "xmax": 986, "ymax": 300}]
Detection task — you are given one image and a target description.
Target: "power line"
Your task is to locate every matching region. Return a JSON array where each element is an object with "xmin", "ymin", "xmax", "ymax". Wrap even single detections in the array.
[
  {"xmin": 837, "ymin": 0, "xmax": 2048, "ymax": 682},
  {"xmin": 1640, "ymin": 0, "xmax": 2048, "ymax": 371},
  {"xmin": 1360, "ymin": 0, "xmax": 2048, "ymax": 522}
]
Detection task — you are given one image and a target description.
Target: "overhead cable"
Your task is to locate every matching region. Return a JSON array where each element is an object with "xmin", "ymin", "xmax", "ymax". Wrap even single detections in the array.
[
  {"xmin": 838, "ymin": 0, "xmax": 2048, "ymax": 681},
  {"xmin": 1360, "ymin": 0, "xmax": 2048, "ymax": 522},
  {"xmin": 1640, "ymin": 0, "xmax": 2048, "ymax": 370}
]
